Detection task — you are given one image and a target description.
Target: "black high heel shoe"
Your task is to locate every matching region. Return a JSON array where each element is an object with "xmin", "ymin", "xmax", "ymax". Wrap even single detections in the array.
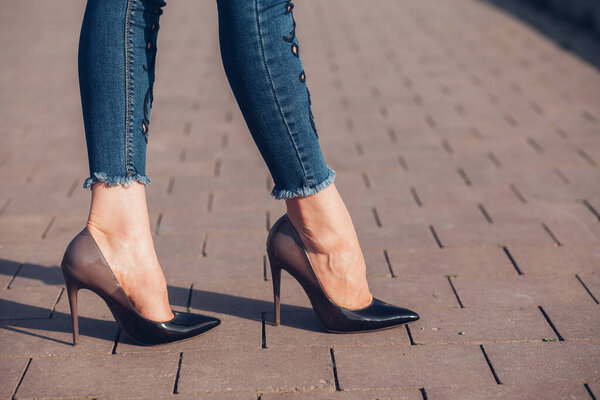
[
  {"xmin": 60, "ymin": 227, "xmax": 220, "ymax": 346},
  {"xmin": 266, "ymin": 213, "xmax": 420, "ymax": 333}
]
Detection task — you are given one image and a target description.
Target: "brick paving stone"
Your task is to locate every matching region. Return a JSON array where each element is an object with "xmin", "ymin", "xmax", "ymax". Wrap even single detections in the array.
[
  {"xmin": 163, "ymin": 253, "xmax": 265, "ymax": 283},
  {"xmin": 386, "ymin": 246, "xmax": 516, "ymax": 277},
  {"xmin": 262, "ymin": 389, "xmax": 422, "ymax": 399},
  {"xmin": 0, "ymin": 287, "xmax": 61, "ymax": 320},
  {"xmin": 9, "ymin": 263, "xmax": 63, "ymax": 288},
  {"xmin": 0, "ymin": 237, "xmax": 71, "ymax": 270},
  {"xmin": 506, "ymin": 244, "xmax": 600, "ymax": 275},
  {"xmin": 0, "ymin": 183, "xmax": 88, "ymax": 217},
  {"xmin": 425, "ymin": 383, "xmax": 593, "ymax": 399},
  {"xmin": 334, "ymin": 344, "xmax": 496, "ymax": 390},
  {"xmin": 0, "ymin": 214, "xmax": 53, "ymax": 244},
  {"xmin": 177, "ymin": 348, "xmax": 335, "ymax": 394},
  {"xmin": 433, "ymin": 220, "xmax": 557, "ymax": 248},
  {"xmin": 588, "ymin": 383, "xmax": 600, "ymax": 399},
  {"xmin": 368, "ymin": 277, "xmax": 462, "ymax": 311},
  {"xmin": 481, "ymin": 203, "xmax": 600, "ymax": 246},
  {"xmin": 483, "ymin": 341, "xmax": 600, "ymax": 385},
  {"xmin": 378, "ymin": 204, "xmax": 487, "ymax": 227},
  {"xmin": 204, "ymin": 231, "xmax": 267, "ymax": 258},
  {"xmin": 0, "ymin": 357, "xmax": 29, "ymax": 400},
  {"xmin": 539, "ymin": 302, "xmax": 600, "ymax": 340},
  {"xmin": 356, "ymin": 224, "xmax": 439, "ymax": 251},
  {"xmin": 41, "ymin": 213, "xmax": 89, "ymax": 243},
  {"xmin": 451, "ymin": 275, "xmax": 596, "ymax": 308},
  {"xmin": 0, "ymin": 259, "xmax": 20, "ymax": 289},
  {"xmin": 154, "ymin": 231, "xmax": 209, "ymax": 260},
  {"xmin": 15, "ymin": 352, "xmax": 180, "ymax": 399},
  {"xmin": 0, "ymin": 318, "xmax": 116, "ymax": 356},
  {"xmin": 577, "ymin": 272, "xmax": 600, "ymax": 303},
  {"xmin": 409, "ymin": 306, "xmax": 557, "ymax": 344},
  {"xmin": 210, "ymin": 188, "xmax": 277, "ymax": 213},
  {"xmin": 104, "ymin": 394, "xmax": 256, "ymax": 400}
]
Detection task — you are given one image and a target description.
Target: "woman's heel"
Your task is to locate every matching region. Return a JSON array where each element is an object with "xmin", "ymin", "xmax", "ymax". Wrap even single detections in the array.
[
  {"xmin": 62, "ymin": 270, "xmax": 80, "ymax": 345},
  {"xmin": 268, "ymin": 253, "xmax": 282, "ymax": 326}
]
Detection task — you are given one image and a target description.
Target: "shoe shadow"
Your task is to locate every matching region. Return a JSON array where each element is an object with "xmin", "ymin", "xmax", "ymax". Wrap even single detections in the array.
[
  {"xmin": 0, "ymin": 259, "xmax": 325, "ymax": 348},
  {"xmin": 166, "ymin": 284, "xmax": 321, "ymax": 331}
]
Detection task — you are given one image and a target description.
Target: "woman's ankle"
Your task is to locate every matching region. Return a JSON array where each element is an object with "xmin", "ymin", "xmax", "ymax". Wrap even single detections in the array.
[
  {"xmin": 87, "ymin": 181, "xmax": 154, "ymax": 242},
  {"xmin": 285, "ymin": 184, "xmax": 358, "ymax": 253}
]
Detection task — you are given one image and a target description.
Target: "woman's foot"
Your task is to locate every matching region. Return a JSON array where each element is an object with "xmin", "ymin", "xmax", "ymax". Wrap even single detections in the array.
[
  {"xmin": 85, "ymin": 181, "xmax": 174, "ymax": 322},
  {"xmin": 285, "ymin": 183, "xmax": 373, "ymax": 309}
]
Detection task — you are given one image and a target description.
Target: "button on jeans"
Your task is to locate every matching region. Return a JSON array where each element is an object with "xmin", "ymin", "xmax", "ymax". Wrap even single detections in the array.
[{"xmin": 78, "ymin": 0, "xmax": 336, "ymax": 199}]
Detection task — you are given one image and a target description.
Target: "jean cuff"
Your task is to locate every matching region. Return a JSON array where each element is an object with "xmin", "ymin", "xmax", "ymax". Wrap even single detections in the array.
[
  {"xmin": 83, "ymin": 172, "xmax": 151, "ymax": 190},
  {"xmin": 271, "ymin": 166, "xmax": 336, "ymax": 200}
]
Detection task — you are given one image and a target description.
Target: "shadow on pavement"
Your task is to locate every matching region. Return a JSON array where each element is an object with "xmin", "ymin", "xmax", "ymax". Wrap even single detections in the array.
[
  {"xmin": 0, "ymin": 259, "xmax": 323, "ymax": 347},
  {"xmin": 480, "ymin": 0, "xmax": 600, "ymax": 69}
]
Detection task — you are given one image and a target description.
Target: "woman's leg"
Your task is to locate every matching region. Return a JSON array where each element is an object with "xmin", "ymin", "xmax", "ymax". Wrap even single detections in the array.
[
  {"xmin": 216, "ymin": 0, "xmax": 372, "ymax": 308},
  {"xmin": 78, "ymin": 0, "xmax": 173, "ymax": 321}
]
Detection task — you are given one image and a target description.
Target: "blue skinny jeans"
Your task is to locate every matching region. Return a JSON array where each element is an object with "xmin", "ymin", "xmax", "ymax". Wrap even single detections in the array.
[{"xmin": 78, "ymin": 0, "xmax": 336, "ymax": 199}]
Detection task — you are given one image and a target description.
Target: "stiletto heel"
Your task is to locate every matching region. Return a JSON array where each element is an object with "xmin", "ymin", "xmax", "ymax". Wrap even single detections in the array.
[
  {"xmin": 59, "ymin": 227, "xmax": 220, "ymax": 346},
  {"xmin": 63, "ymin": 271, "xmax": 80, "ymax": 345},
  {"xmin": 266, "ymin": 213, "xmax": 420, "ymax": 333},
  {"xmin": 268, "ymin": 253, "xmax": 282, "ymax": 326}
]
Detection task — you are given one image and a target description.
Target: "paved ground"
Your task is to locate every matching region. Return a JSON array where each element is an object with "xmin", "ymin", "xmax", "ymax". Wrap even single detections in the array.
[{"xmin": 1, "ymin": 0, "xmax": 599, "ymax": 398}]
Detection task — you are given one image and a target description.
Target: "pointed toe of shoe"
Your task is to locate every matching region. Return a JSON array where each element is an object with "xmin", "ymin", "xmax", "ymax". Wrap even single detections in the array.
[
  {"xmin": 372, "ymin": 299, "xmax": 420, "ymax": 325},
  {"xmin": 127, "ymin": 311, "xmax": 221, "ymax": 346},
  {"xmin": 168, "ymin": 311, "xmax": 221, "ymax": 333},
  {"xmin": 323, "ymin": 298, "xmax": 420, "ymax": 333}
]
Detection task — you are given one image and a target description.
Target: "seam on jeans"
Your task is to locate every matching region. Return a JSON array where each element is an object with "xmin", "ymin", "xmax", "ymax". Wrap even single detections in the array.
[
  {"xmin": 124, "ymin": 0, "xmax": 135, "ymax": 176},
  {"xmin": 254, "ymin": 0, "xmax": 309, "ymax": 183}
]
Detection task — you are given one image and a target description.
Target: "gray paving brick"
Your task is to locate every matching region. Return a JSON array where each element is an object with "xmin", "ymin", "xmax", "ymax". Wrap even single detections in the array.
[
  {"xmin": 15, "ymin": 352, "xmax": 180, "ymax": 399},
  {"xmin": 0, "ymin": 318, "xmax": 116, "ymax": 356},
  {"xmin": 540, "ymin": 302, "xmax": 600, "ymax": 339},
  {"xmin": 425, "ymin": 383, "xmax": 593, "ymax": 400},
  {"xmin": 451, "ymin": 275, "xmax": 596, "ymax": 308},
  {"xmin": 0, "ymin": 357, "xmax": 29, "ymax": 400},
  {"xmin": 334, "ymin": 344, "xmax": 496, "ymax": 389},
  {"xmin": 0, "ymin": 287, "xmax": 61, "ymax": 320},
  {"xmin": 177, "ymin": 348, "xmax": 335, "ymax": 393},
  {"xmin": 262, "ymin": 389, "xmax": 422, "ymax": 399},
  {"xmin": 483, "ymin": 341, "xmax": 600, "ymax": 385},
  {"xmin": 409, "ymin": 306, "xmax": 557, "ymax": 344},
  {"xmin": 506, "ymin": 244, "xmax": 600, "ymax": 275},
  {"xmin": 386, "ymin": 246, "xmax": 516, "ymax": 277}
]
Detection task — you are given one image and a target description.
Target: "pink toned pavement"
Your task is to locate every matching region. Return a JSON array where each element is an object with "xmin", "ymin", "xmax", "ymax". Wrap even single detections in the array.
[{"xmin": 1, "ymin": 0, "xmax": 599, "ymax": 398}]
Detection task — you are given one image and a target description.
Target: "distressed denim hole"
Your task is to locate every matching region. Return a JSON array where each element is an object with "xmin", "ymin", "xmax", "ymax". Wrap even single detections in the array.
[
  {"xmin": 299, "ymin": 70, "xmax": 305, "ymax": 82},
  {"xmin": 291, "ymin": 43, "xmax": 298, "ymax": 56}
]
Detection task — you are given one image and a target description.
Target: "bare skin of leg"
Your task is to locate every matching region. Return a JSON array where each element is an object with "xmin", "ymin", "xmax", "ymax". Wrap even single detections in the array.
[
  {"xmin": 85, "ymin": 181, "xmax": 174, "ymax": 322},
  {"xmin": 285, "ymin": 183, "xmax": 373, "ymax": 309},
  {"xmin": 85, "ymin": 180, "xmax": 368, "ymax": 320}
]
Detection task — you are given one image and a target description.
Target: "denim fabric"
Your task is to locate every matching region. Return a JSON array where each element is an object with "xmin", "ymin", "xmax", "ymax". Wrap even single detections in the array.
[{"xmin": 78, "ymin": 0, "xmax": 336, "ymax": 199}]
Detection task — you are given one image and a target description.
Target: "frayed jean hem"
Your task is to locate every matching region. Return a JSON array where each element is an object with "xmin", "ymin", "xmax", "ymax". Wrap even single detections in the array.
[
  {"xmin": 83, "ymin": 172, "xmax": 152, "ymax": 190},
  {"xmin": 271, "ymin": 166, "xmax": 336, "ymax": 200}
]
